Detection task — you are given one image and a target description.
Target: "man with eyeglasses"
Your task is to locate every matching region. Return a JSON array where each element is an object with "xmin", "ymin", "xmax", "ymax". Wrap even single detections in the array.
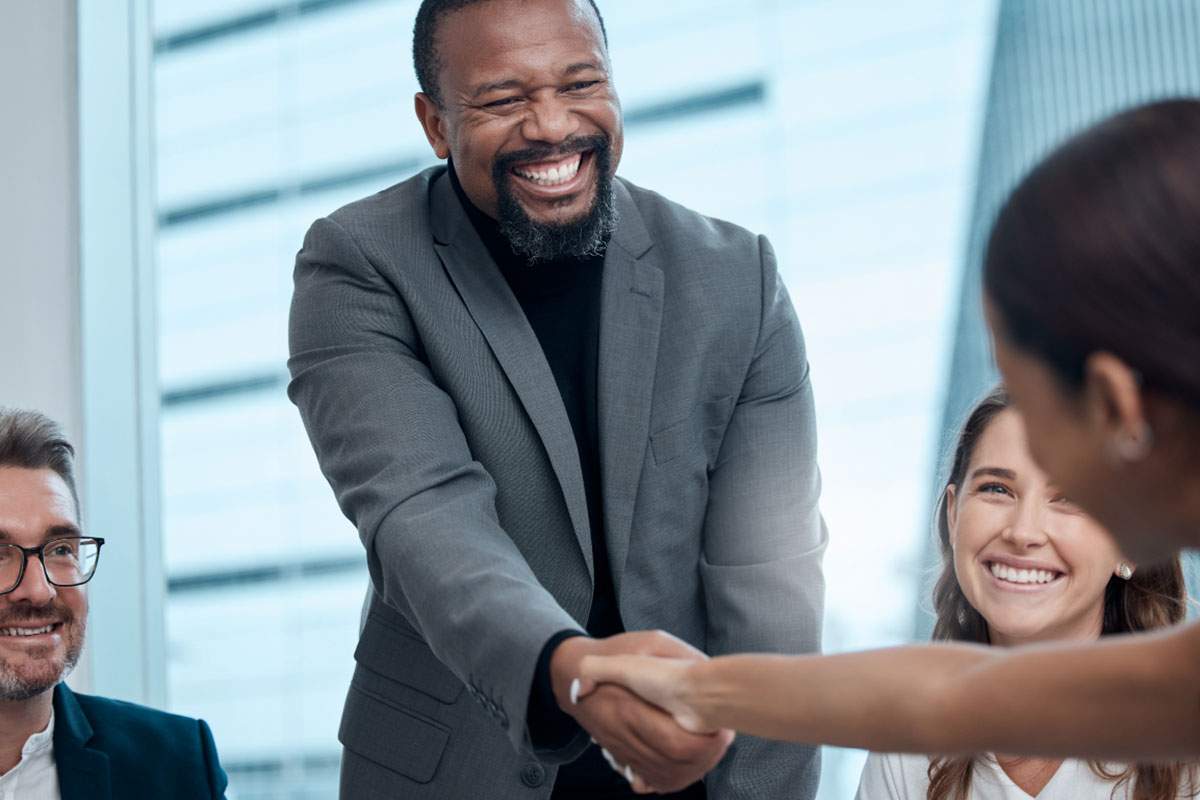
[{"xmin": 0, "ymin": 409, "xmax": 228, "ymax": 799}]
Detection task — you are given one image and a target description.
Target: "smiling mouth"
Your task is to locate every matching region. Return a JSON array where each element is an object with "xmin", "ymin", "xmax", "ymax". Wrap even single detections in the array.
[
  {"xmin": 986, "ymin": 561, "xmax": 1064, "ymax": 586},
  {"xmin": 510, "ymin": 151, "xmax": 590, "ymax": 189},
  {"xmin": 0, "ymin": 622, "xmax": 62, "ymax": 638}
]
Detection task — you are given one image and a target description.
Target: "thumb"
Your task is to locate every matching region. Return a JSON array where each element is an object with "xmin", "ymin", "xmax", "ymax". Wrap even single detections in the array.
[
  {"xmin": 675, "ymin": 711, "xmax": 732, "ymax": 739},
  {"xmin": 574, "ymin": 653, "xmax": 638, "ymax": 702}
]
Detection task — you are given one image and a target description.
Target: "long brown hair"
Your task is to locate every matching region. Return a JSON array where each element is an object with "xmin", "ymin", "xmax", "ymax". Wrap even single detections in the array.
[{"xmin": 926, "ymin": 387, "xmax": 1194, "ymax": 800}]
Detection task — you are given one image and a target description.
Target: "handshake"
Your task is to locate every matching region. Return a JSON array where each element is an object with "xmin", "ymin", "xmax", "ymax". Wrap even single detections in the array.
[{"xmin": 549, "ymin": 631, "xmax": 730, "ymax": 795}]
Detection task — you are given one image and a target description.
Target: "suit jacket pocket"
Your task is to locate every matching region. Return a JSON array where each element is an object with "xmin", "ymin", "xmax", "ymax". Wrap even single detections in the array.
[
  {"xmin": 355, "ymin": 609, "xmax": 465, "ymax": 704},
  {"xmin": 340, "ymin": 684, "xmax": 450, "ymax": 784}
]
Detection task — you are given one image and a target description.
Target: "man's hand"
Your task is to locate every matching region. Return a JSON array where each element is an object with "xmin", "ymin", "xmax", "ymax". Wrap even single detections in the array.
[{"xmin": 549, "ymin": 631, "xmax": 734, "ymax": 794}]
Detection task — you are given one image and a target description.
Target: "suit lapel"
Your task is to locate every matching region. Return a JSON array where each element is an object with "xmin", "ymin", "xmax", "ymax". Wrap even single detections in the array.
[
  {"xmin": 430, "ymin": 171, "xmax": 594, "ymax": 576},
  {"xmin": 598, "ymin": 180, "xmax": 662, "ymax": 599},
  {"xmin": 52, "ymin": 684, "xmax": 112, "ymax": 800}
]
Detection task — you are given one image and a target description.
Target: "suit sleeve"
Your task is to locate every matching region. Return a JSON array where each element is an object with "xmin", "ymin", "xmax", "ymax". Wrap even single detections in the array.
[
  {"xmin": 701, "ymin": 235, "xmax": 828, "ymax": 799},
  {"xmin": 287, "ymin": 215, "xmax": 586, "ymax": 757},
  {"xmin": 196, "ymin": 719, "xmax": 229, "ymax": 799}
]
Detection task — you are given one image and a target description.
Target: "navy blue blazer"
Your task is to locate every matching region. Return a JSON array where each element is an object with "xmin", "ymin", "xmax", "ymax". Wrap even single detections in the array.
[{"xmin": 51, "ymin": 683, "xmax": 228, "ymax": 800}]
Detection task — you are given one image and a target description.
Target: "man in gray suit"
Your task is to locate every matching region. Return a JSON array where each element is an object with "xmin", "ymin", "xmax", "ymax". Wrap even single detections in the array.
[{"xmin": 287, "ymin": 0, "xmax": 827, "ymax": 796}]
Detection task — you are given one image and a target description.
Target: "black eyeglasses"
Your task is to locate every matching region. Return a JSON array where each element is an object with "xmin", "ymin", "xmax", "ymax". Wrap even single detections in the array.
[{"xmin": 0, "ymin": 537, "xmax": 105, "ymax": 595}]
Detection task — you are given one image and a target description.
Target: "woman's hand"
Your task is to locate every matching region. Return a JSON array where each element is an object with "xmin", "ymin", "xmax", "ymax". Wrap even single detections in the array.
[{"xmin": 573, "ymin": 653, "xmax": 715, "ymax": 734}]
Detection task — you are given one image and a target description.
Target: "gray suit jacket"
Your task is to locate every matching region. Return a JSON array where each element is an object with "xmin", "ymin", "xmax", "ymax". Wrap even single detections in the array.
[{"xmin": 288, "ymin": 166, "xmax": 827, "ymax": 799}]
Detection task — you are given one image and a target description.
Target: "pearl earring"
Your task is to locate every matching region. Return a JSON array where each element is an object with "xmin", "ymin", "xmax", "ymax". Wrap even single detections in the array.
[
  {"xmin": 1113, "ymin": 422, "xmax": 1154, "ymax": 463},
  {"xmin": 1116, "ymin": 563, "xmax": 1134, "ymax": 580}
]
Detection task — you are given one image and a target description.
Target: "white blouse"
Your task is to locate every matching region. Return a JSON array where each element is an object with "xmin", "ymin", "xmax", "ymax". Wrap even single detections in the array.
[{"xmin": 856, "ymin": 751, "xmax": 1179, "ymax": 800}]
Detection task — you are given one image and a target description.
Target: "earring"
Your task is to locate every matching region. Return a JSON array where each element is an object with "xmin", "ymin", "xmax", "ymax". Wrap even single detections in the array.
[
  {"xmin": 1112, "ymin": 422, "xmax": 1154, "ymax": 463},
  {"xmin": 1116, "ymin": 562, "xmax": 1134, "ymax": 580}
]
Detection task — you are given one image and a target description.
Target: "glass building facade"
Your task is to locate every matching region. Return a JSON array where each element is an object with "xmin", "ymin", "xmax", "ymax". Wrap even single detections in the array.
[{"xmin": 132, "ymin": 1, "xmax": 1195, "ymax": 797}]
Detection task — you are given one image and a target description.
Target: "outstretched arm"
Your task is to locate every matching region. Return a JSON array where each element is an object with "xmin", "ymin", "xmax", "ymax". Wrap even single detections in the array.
[{"xmin": 578, "ymin": 621, "xmax": 1200, "ymax": 759}]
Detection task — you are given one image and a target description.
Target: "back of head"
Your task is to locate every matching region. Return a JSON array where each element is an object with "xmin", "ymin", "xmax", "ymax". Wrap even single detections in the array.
[
  {"xmin": 983, "ymin": 99, "xmax": 1200, "ymax": 408},
  {"xmin": 0, "ymin": 409, "xmax": 78, "ymax": 516}
]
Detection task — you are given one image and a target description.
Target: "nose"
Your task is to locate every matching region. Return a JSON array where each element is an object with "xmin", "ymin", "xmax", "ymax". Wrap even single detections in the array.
[
  {"xmin": 6, "ymin": 556, "xmax": 57, "ymax": 605},
  {"xmin": 520, "ymin": 95, "xmax": 580, "ymax": 145},
  {"xmin": 1001, "ymin": 499, "xmax": 1050, "ymax": 549}
]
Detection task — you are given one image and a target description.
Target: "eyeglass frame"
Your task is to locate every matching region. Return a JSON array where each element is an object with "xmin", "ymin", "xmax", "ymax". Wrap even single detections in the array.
[{"xmin": 0, "ymin": 536, "xmax": 106, "ymax": 596}]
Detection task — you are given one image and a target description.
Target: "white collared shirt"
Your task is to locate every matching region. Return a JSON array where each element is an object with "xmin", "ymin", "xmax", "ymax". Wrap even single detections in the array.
[
  {"xmin": 0, "ymin": 709, "xmax": 60, "ymax": 800},
  {"xmin": 857, "ymin": 751, "xmax": 1192, "ymax": 799}
]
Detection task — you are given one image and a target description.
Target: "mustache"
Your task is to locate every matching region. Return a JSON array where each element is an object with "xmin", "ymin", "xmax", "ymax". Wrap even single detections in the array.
[
  {"xmin": 0, "ymin": 602, "xmax": 75, "ymax": 627},
  {"xmin": 492, "ymin": 134, "xmax": 610, "ymax": 176}
]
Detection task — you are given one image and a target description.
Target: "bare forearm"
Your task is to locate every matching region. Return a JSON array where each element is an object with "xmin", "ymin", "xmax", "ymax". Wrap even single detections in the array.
[{"xmin": 684, "ymin": 628, "xmax": 1200, "ymax": 759}]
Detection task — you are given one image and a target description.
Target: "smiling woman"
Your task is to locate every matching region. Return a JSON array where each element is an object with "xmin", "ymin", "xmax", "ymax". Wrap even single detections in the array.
[{"xmin": 856, "ymin": 387, "xmax": 1194, "ymax": 799}]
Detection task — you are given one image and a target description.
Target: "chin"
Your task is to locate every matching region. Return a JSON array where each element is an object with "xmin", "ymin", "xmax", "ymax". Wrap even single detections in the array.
[
  {"xmin": 0, "ymin": 663, "xmax": 64, "ymax": 700},
  {"xmin": 982, "ymin": 613, "xmax": 1055, "ymax": 644},
  {"xmin": 523, "ymin": 193, "xmax": 595, "ymax": 226}
]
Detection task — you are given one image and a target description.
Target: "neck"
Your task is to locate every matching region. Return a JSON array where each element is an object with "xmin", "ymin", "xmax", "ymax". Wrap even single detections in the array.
[{"xmin": 0, "ymin": 689, "xmax": 53, "ymax": 774}]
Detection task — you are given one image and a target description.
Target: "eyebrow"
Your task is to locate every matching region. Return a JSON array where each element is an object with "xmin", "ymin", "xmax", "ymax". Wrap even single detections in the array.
[
  {"xmin": 471, "ymin": 78, "xmax": 524, "ymax": 99},
  {"xmin": 0, "ymin": 523, "xmax": 83, "ymax": 542},
  {"xmin": 469, "ymin": 63, "xmax": 606, "ymax": 99},
  {"xmin": 563, "ymin": 61, "xmax": 603, "ymax": 76},
  {"xmin": 968, "ymin": 466, "xmax": 1017, "ymax": 482}
]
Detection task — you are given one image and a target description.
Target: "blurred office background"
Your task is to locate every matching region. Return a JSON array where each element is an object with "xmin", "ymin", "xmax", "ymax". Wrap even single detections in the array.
[{"xmin": 3, "ymin": 1, "xmax": 1199, "ymax": 797}]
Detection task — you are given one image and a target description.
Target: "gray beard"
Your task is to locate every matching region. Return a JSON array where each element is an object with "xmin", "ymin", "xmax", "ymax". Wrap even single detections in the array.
[
  {"xmin": 495, "ymin": 173, "xmax": 616, "ymax": 263},
  {"xmin": 0, "ymin": 624, "xmax": 84, "ymax": 702}
]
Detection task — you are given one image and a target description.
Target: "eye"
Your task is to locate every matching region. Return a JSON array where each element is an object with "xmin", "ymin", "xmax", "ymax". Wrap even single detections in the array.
[
  {"xmin": 978, "ymin": 482, "xmax": 1012, "ymax": 497},
  {"xmin": 47, "ymin": 543, "xmax": 77, "ymax": 557},
  {"xmin": 482, "ymin": 96, "xmax": 522, "ymax": 109},
  {"xmin": 564, "ymin": 80, "xmax": 601, "ymax": 93}
]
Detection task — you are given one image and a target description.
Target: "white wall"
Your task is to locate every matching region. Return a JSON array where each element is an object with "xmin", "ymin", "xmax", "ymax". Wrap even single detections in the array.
[{"xmin": 0, "ymin": 0, "xmax": 81, "ymax": 435}]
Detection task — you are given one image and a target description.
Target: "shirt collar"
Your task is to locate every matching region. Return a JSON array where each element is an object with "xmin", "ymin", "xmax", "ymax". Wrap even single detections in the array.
[{"xmin": 22, "ymin": 708, "xmax": 55, "ymax": 758}]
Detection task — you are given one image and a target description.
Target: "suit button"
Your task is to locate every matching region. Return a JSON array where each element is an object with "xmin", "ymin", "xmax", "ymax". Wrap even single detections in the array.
[{"xmin": 520, "ymin": 763, "xmax": 545, "ymax": 788}]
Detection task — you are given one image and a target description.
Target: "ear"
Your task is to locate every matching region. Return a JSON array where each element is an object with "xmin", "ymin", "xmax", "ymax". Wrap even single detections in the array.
[
  {"xmin": 945, "ymin": 484, "xmax": 960, "ymax": 546},
  {"xmin": 414, "ymin": 92, "xmax": 452, "ymax": 160},
  {"xmin": 1082, "ymin": 352, "xmax": 1153, "ymax": 461}
]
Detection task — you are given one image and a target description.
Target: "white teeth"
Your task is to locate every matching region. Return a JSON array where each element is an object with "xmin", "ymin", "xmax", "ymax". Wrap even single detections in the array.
[
  {"xmin": 989, "ymin": 563, "xmax": 1058, "ymax": 585},
  {"xmin": 514, "ymin": 154, "xmax": 582, "ymax": 186},
  {"xmin": 0, "ymin": 625, "xmax": 54, "ymax": 637}
]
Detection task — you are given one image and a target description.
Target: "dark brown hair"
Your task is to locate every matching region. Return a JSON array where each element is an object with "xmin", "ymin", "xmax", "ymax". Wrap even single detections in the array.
[
  {"xmin": 926, "ymin": 387, "xmax": 1194, "ymax": 800},
  {"xmin": 983, "ymin": 99, "xmax": 1200, "ymax": 407},
  {"xmin": 0, "ymin": 408, "xmax": 79, "ymax": 516}
]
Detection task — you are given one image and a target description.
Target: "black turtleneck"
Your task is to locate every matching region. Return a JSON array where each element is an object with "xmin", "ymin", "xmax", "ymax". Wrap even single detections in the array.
[{"xmin": 451, "ymin": 167, "xmax": 706, "ymax": 799}]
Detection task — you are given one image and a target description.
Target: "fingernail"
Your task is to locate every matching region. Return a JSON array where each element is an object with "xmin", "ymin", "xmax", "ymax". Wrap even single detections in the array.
[
  {"xmin": 601, "ymin": 748, "xmax": 616, "ymax": 767},
  {"xmin": 624, "ymin": 765, "xmax": 635, "ymax": 783},
  {"xmin": 569, "ymin": 678, "xmax": 581, "ymax": 705}
]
